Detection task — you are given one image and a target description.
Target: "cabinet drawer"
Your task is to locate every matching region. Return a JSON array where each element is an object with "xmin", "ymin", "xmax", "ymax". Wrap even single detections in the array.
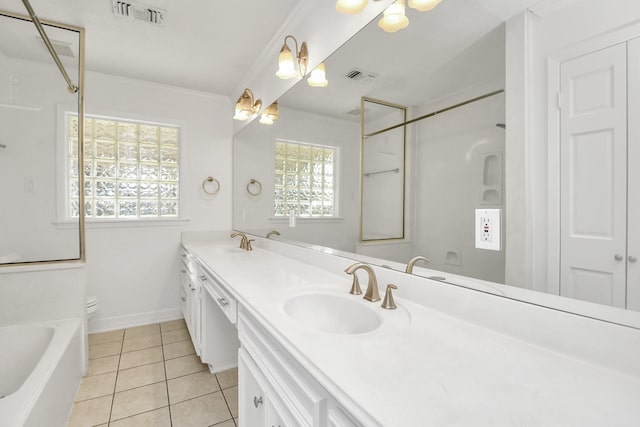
[{"xmin": 199, "ymin": 271, "xmax": 237, "ymax": 324}]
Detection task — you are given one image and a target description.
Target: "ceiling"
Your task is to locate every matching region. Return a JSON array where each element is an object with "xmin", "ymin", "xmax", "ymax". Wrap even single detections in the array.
[
  {"xmin": 278, "ymin": 0, "xmax": 543, "ymax": 121},
  {"xmin": 0, "ymin": 0, "xmax": 300, "ymax": 95},
  {"xmin": 0, "ymin": 0, "xmax": 547, "ymax": 100}
]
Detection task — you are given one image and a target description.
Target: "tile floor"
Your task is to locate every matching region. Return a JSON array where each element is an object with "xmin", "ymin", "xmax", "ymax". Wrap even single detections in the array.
[{"xmin": 67, "ymin": 319, "xmax": 239, "ymax": 427}]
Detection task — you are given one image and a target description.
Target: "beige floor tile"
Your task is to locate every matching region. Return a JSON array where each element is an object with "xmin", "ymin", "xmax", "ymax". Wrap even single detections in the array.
[
  {"xmin": 222, "ymin": 386, "xmax": 238, "ymax": 418},
  {"xmin": 89, "ymin": 341, "xmax": 122, "ymax": 359},
  {"xmin": 160, "ymin": 318, "xmax": 187, "ymax": 332},
  {"xmin": 215, "ymin": 368, "xmax": 238, "ymax": 390},
  {"xmin": 125, "ymin": 323, "xmax": 160, "ymax": 339},
  {"xmin": 167, "ymin": 371, "xmax": 220, "ymax": 404},
  {"xmin": 165, "ymin": 354, "xmax": 208, "ymax": 379},
  {"xmin": 86, "ymin": 354, "xmax": 119, "ymax": 376},
  {"xmin": 75, "ymin": 371, "xmax": 117, "ymax": 401},
  {"xmin": 115, "ymin": 361, "xmax": 166, "ymax": 392},
  {"xmin": 110, "ymin": 382, "xmax": 168, "ymax": 421},
  {"xmin": 119, "ymin": 346, "xmax": 164, "ymax": 370},
  {"xmin": 163, "ymin": 339, "xmax": 195, "ymax": 360},
  {"xmin": 88, "ymin": 329, "xmax": 124, "ymax": 346},
  {"xmin": 161, "ymin": 328, "xmax": 190, "ymax": 344},
  {"xmin": 122, "ymin": 333, "xmax": 162, "ymax": 352},
  {"xmin": 170, "ymin": 392, "xmax": 231, "ymax": 427},
  {"xmin": 108, "ymin": 406, "xmax": 171, "ymax": 427},
  {"xmin": 212, "ymin": 420, "xmax": 236, "ymax": 427},
  {"xmin": 66, "ymin": 395, "xmax": 112, "ymax": 427}
]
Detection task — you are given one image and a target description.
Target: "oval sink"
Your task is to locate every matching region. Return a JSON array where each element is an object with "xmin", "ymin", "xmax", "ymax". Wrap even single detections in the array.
[{"xmin": 283, "ymin": 293, "xmax": 381, "ymax": 334}]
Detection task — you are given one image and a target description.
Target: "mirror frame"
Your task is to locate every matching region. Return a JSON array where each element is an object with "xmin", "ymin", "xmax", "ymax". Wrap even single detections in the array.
[{"xmin": 0, "ymin": 9, "xmax": 85, "ymax": 266}]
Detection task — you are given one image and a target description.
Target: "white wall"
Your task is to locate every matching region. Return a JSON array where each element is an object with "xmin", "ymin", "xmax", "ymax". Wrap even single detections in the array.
[
  {"xmin": 84, "ymin": 72, "xmax": 232, "ymax": 332},
  {"xmin": 505, "ymin": 0, "xmax": 640, "ymax": 291},
  {"xmin": 233, "ymin": 106, "xmax": 360, "ymax": 252}
]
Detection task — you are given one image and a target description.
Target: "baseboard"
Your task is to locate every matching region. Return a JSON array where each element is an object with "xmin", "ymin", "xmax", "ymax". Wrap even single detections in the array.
[{"xmin": 88, "ymin": 307, "xmax": 183, "ymax": 334}]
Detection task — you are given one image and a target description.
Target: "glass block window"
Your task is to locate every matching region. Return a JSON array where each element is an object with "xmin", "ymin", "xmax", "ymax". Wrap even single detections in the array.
[
  {"xmin": 68, "ymin": 115, "xmax": 180, "ymax": 219},
  {"xmin": 274, "ymin": 140, "xmax": 336, "ymax": 217}
]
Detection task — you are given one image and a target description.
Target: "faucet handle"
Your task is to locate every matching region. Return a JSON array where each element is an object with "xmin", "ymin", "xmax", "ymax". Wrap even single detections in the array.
[
  {"xmin": 381, "ymin": 284, "xmax": 398, "ymax": 310},
  {"xmin": 246, "ymin": 239, "xmax": 255, "ymax": 251},
  {"xmin": 348, "ymin": 274, "xmax": 362, "ymax": 295}
]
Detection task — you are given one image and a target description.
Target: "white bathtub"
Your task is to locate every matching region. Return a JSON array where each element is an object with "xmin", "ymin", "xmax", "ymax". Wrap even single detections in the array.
[{"xmin": 0, "ymin": 319, "xmax": 83, "ymax": 427}]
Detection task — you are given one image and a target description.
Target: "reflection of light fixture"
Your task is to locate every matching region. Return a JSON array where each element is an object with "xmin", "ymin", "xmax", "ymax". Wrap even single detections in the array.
[
  {"xmin": 276, "ymin": 35, "xmax": 308, "ymax": 79},
  {"xmin": 307, "ymin": 63, "xmax": 328, "ymax": 87},
  {"xmin": 408, "ymin": 0, "xmax": 442, "ymax": 11},
  {"xmin": 335, "ymin": 0, "xmax": 367, "ymax": 14},
  {"xmin": 233, "ymin": 88, "xmax": 262, "ymax": 121},
  {"xmin": 378, "ymin": 0, "xmax": 409, "ymax": 33},
  {"xmin": 259, "ymin": 102, "xmax": 279, "ymax": 125}
]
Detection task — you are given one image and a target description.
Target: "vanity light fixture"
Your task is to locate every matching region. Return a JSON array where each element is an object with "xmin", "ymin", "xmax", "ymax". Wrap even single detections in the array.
[
  {"xmin": 259, "ymin": 102, "xmax": 279, "ymax": 125},
  {"xmin": 276, "ymin": 35, "xmax": 309, "ymax": 79},
  {"xmin": 233, "ymin": 88, "xmax": 262, "ymax": 121},
  {"xmin": 408, "ymin": 0, "xmax": 442, "ymax": 11},
  {"xmin": 307, "ymin": 63, "xmax": 329, "ymax": 87},
  {"xmin": 335, "ymin": 0, "xmax": 368, "ymax": 14},
  {"xmin": 378, "ymin": 0, "xmax": 409, "ymax": 33}
]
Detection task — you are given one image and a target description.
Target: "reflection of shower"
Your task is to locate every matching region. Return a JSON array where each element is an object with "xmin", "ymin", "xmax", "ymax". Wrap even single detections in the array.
[{"xmin": 496, "ymin": 123, "xmax": 506, "ymax": 129}]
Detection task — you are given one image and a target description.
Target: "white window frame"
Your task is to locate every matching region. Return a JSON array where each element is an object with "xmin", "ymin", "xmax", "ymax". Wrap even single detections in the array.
[
  {"xmin": 56, "ymin": 106, "xmax": 188, "ymax": 227},
  {"xmin": 271, "ymin": 138, "xmax": 340, "ymax": 220}
]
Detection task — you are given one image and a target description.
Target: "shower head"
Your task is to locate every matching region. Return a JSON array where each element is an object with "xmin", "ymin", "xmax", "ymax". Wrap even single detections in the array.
[{"xmin": 496, "ymin": 123, "xmax": 506, "ymax": 129}]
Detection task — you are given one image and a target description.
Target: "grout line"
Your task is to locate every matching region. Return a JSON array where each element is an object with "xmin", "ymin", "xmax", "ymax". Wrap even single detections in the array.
[
  {"xmin": 106, "ymin": 336, "xmax": 124, "ymax": 425},
  {"xmin": 215, "ymin": 374, "xmax": 236, "ymax": 423},
  {"xmin": 159, "ymin": 325, "xmax": 174, "ymax": 427}
]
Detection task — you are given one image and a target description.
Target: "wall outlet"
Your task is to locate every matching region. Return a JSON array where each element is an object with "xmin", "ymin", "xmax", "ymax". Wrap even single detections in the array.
[{"xmin": 475, "ymin": 209, "xmax": 501, "ymax": 251}]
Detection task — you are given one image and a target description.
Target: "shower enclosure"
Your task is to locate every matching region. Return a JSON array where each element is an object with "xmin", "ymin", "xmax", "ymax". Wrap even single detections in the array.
[{"xmin": 0, "ymin": 9, "xmax": 84, "ymax": 265}]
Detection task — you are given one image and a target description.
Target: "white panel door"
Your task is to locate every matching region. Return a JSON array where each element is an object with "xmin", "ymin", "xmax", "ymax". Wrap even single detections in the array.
[
  {"xmin": 560, "ymin": 43, "xmax": 627, "ymax": 307},
  {"xmin": 627, "ymin": 38, "xmax": 640, "ymax": 312}
]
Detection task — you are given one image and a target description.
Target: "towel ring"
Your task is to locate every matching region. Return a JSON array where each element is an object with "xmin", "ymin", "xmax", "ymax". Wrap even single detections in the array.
[
  {"xmin": 246, "ymin": 179, "xmax": 262, "ymax": 196},
  {"xmin": 202, "ymin": 177, "xmax": 220, "ymax": 195}
]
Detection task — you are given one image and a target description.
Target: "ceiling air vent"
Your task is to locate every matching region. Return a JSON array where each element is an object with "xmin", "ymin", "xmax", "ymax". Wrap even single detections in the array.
[
  {"xmin": 36, "ymin": 37, "xmax": 74, "ymax": 57},
  {"xmin": 344, "ymin": 68, "xmax": 378, "ymax": 83},
  {"xmin": 112, "ymin": 0, "xmax": 166, "ymax": 26}
]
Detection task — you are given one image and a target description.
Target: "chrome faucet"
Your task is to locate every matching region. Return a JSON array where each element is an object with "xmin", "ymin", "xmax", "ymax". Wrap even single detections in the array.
[
  {"xmin": 230, "ymin": 231, "xmax": 253, "ymax": 251},
  {"xmin": 266, "ymin": 230, "xmax": 280, "ymax": 239},
  {"xmin": 405, "ymin": 255, "xmax": 429, "ymax": 274},
  {"xmin": 344, "ymin": 262, "xmax": 380, "ymax": 302}
]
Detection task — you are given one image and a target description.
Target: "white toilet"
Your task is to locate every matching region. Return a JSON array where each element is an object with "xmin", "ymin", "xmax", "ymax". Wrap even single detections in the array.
[{"xmin": 86, "ymin": 295, "xmax": 98, "ymax": 320}]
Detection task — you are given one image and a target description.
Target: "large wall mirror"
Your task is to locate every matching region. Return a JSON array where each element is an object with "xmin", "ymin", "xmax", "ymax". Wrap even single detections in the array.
[
  {"xmin": 0, "ymin": 10, "xmax": 84, "ymax": 265},
  {"xmin": 233, "ymin": 0, "xmax": 640, "ymax": 326}
]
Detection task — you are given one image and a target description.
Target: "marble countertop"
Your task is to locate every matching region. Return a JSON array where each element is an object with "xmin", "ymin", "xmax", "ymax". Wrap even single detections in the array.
[{"xmin": 183, "ymin": 239, "xmax": 640, "ymax": 427}]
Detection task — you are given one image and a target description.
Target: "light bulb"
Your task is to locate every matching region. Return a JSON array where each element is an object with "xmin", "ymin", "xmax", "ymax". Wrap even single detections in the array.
[
  {"xmin": 408, "ymin": 0, "xmax": 442, "ymax": 11},
  {"xmin": 378, "ymin": 0, "xmax": 409, "ymax": 33},
  {"xmin": 335, "ymin": 0, "xmax": 368, "ymax": 15},
  {"xmin": 307, "ymin": 63, "xmax": 328, "ymax": 87}
]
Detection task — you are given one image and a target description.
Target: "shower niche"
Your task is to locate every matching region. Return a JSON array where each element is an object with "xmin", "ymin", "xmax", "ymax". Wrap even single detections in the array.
[{"xmin": 0, "ymin": 10, "xmax": 85, "ymax": 265}]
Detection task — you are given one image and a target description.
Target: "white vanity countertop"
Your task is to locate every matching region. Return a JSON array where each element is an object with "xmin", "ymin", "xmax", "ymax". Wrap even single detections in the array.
[{"xmin": 184, "ymin": 240, "xmax": 640, "ymax": 427}]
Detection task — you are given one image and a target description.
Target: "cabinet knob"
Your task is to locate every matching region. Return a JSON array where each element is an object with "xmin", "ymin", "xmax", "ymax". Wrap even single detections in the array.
[
  {"xmin": 199, "ymin": 275, "xmax": 208, "ymax": 281},
  {"xmin": 253, "ymin": 396, "xmax": 263, "ymax": 408},
  {"xmin": 217, "ymin": 297, "xmax": 228, "ymax": 307},
  {"xmin": 629, "ymin": 256, "xmax": 638, "ymax": 263},
  {"xmin": 614, "ymin": 254, "xmax": 624, "ymax": 261}
]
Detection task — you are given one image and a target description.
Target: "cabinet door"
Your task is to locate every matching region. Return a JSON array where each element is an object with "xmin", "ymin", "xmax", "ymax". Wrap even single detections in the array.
[
  {"xmin": 559, "ymin": 42, "xmax": 628, "ymax": 307},
  {"xmin": 239, "ymin": 349, "xmax": 266, "ymax": 427}
]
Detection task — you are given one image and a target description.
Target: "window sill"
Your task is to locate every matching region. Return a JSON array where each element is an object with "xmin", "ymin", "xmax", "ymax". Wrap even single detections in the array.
[
  {"xmin": 268, "ymin": 216, "xmax": 344, "ymax": 224},
  {"xmin": 54, "ymin": 218, "xmax": 190, "ymax": 229}
]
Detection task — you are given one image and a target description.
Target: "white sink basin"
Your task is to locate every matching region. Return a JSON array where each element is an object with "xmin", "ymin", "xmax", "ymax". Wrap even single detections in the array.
[{"xmin": 284, "ymin": 293, "xmax": 381, "ymax": 334}]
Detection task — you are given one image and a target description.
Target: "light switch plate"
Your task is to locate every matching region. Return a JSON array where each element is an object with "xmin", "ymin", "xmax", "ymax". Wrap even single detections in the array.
[{"xmin": 475, "ymin": 209, "xmax": 501, "ymax": 251}]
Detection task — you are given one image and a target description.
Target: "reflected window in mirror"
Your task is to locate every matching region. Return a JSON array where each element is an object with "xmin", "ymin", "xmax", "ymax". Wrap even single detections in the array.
[
  {"xmin": 274, "ymin": 140, "xmax": 337, "ymax": 218},
  {"xmin": 66, "ymin": 114, "xmax": 181, "ymax": 220}
]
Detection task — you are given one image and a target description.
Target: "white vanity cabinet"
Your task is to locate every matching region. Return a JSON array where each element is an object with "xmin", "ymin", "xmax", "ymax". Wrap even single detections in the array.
[
  {"xmin": 180, "ymin": 248, "xmax": 201, "ymax": 355},
  {"xmin": 180, "ymin": 246, "xmax": 240, "ymax": 373},
  {"xmin": 238, "ymin": 306, "xmax": 363, "ymax": 427}
]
